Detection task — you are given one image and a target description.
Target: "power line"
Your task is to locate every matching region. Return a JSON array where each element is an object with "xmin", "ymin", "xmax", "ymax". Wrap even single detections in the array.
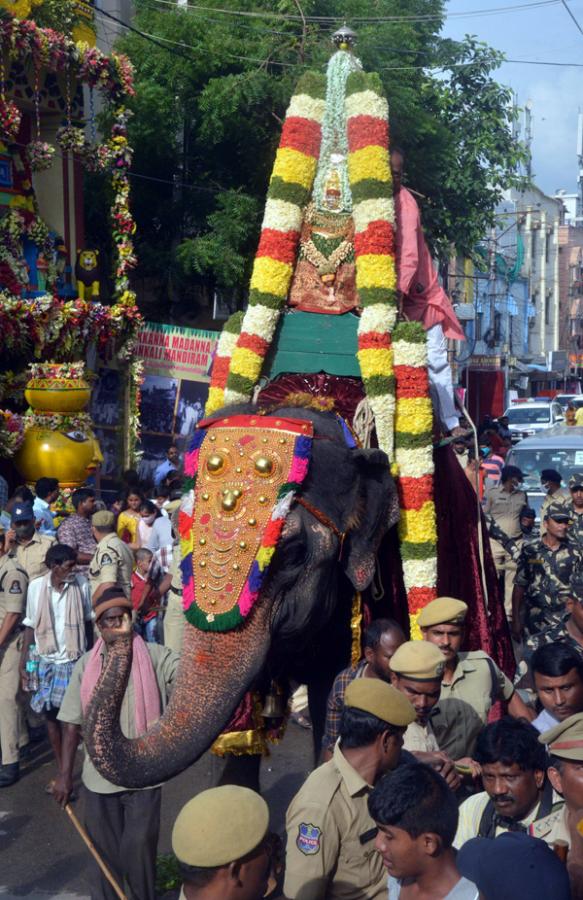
[
  {"xmin": 560, "ymin": 0, "xmax": 583, "ymax": 37},
  {"xmin": 144, "ymin": 0, "xmax": 560, "ymax": 23},
  {"xmin": 102, "ymin": 14, "xmax": 583, "ymax": 70}
]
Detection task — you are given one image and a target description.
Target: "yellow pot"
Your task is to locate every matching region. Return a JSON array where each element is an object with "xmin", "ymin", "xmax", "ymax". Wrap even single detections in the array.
[
  {"xmin": 25, "ymin": 377, "xmax": 91, "ymax": 413},
  {"xmin": 14, "ymin": 427, "xmax": 104, "ymax": 488}
]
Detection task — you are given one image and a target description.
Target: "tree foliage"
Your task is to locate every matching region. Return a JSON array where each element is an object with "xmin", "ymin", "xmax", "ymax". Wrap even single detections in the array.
[{"xmin": 114, "ymin": 0, "xmax": 526, "ymax": 320}]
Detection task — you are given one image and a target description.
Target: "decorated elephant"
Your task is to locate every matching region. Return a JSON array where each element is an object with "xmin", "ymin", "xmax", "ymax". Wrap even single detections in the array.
[{"xmin": 85, "ymin": 403, "xmax": 399, "ymax": 788}]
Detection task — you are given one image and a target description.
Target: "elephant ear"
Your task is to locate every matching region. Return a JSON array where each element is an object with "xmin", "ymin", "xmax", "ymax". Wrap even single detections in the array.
[{"xmin": 342, "ymin": 448, "xmax": 399, "ymax": 591}]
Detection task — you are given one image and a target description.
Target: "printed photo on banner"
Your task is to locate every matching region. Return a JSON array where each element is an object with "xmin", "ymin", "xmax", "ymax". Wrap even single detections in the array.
[
  {"xmin": 175, "ymin": 380, "xmax": 206, "ymax": 436},
  {"xmin": 91, "ymin": 369, "xmax": 122, "ymax": 427},
  {"xmin": 140, "ymin": 374, "xmax": 178, "ymax": 435}
]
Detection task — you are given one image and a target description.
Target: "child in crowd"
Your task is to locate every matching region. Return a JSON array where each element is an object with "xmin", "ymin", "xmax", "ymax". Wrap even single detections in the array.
[
  {"xmin": 369, "ymin": 763, "xmax": 480, "ymax": 899},
  {"xmin": 131, "ymin": 548, "xmax": 162, "ymax": 643}
]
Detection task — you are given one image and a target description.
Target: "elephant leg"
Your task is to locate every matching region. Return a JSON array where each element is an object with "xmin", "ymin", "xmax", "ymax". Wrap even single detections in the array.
[
  {"xmin": 218, "ymin": 753, "xmax": 261, "ymax": 793},
  {"xmin": 307, "ymin": 674, "xmax": 336, "ymax": 765}
]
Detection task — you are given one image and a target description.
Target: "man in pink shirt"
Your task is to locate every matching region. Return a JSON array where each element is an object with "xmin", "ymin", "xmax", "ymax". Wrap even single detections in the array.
[{"xmin": 392, "ymin": 148, "xmax": 465, "ymax": 431}]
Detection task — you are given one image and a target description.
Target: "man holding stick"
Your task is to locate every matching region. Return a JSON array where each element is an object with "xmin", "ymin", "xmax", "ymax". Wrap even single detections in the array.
[{"xmin": 54, "ymin": 585, "xmax": 180, "ymax": 900}]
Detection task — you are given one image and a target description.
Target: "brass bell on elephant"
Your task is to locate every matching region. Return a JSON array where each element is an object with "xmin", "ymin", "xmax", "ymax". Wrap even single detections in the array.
[{"xmin": 261, "ymin": 681, "xmax": 286, "ymax": 721}]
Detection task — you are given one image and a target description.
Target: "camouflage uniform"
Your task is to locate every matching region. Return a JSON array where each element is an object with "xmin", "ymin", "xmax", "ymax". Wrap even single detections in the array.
[
  {"xmin": 562, "ymin": 501, "xmax": 583, "ymax": 546},
  {"xmin": 525, "ymin": 615, "xmax": 583, "ymax": 661},
  {"xmin": 564, "ymin": 473, "xmax": 583, "ymax": 546},
  {"xmin": 514, "ymin": 537, "xmax": 583, "ymax": 637}
]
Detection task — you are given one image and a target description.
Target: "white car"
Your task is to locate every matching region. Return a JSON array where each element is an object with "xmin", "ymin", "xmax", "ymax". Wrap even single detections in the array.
[{"xmin": 504, "ymin": 401, "xmax": 565, "ymax": 441}]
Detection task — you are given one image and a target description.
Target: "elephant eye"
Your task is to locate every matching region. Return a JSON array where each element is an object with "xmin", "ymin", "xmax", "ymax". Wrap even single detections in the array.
[
  {"xmin": 206, "ymin": 452, "xmax": 227, "ymax": 476},
  {"xmin": 254, "ymin": 456, "xmax": 274, "ymax": 477},
  {"xmin": 66, "ymin": 430, "xmax": 88, "ymax": 443}
]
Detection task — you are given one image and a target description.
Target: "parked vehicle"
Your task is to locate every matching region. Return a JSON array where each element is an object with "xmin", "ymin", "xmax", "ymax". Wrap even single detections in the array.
[
  {"xmin": 506, "ymin": 425, "xmax": 583, "ymax": 519},
  {"xmin": 503, "ymin": 399, "xmax": 564, "ymax": 442},
  {"xmin": 555, "ymin": 393, "xmax": 582, "ymax": 409}
]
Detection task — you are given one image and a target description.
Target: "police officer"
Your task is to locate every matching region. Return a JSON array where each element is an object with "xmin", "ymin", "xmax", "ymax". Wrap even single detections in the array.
[
  {"xmin": 172, "ymin": 786, "xmax": 272, "ymax": 900},
  {"xmin": 565, "ymin": 472, "xmax": 583, "ymax": 545},
  {"xmin": 284, "ymin": 678, "xmax": 415, "ymax": 899},
  {"xmin": 511, "ymin": 501, "xmax": 583, "ymax": 640},
  {"xmin": 89, "ymin": 511, "xmax": 133, "ymax": 600},
  {"xmin": 484, "ymin": 465, "xmax": 528, "ymax": 619},
  {"xmin": 536, "ymin": 712, "xmax": 583, "ymax": 890},
  {"xmin": 419, "ymin": 597, "xmax": 533, "ymax": 759},
  {"xmin": 5, "ymin": 500, "xmax": 54, "ymax": 581},
  {"xmin": 158, "ymin": 549, "xmax": 183, "ymax": 653},
  {"xmin": 0, "ymin": 527, "xmax": 28, "ymax": 787}
]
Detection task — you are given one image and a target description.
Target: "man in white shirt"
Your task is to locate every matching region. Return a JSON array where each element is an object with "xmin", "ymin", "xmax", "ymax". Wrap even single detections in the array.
[
  {"xmin": 20, "ymin": 543, "xmax": 92, "ymax": 780},
  {"xmin": 454, "ymin": 718, "xmax": 562, "ymax": 847},
  {"xmin": 530, "ymin": 642, "xmax": 583, "ymax": 733},
  {"xmin": 32, "ymin": 477, "xmax": 59, "ymax": 536}
]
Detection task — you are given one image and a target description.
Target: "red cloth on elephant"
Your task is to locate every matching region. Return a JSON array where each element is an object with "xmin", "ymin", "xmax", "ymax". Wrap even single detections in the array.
[
  {"xmin": 259, "ymin": 373, "xmax": 365, "ymax": 427},
  {"xmin": 434, "ymin": 443, "xmax": 515, "ymax": 682}
]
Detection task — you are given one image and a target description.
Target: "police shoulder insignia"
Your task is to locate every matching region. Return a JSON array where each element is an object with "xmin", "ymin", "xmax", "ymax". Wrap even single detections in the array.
[
  {"xmin": 297, "ymin": 823, "xmax": 321, "ymax": 856},
  {"xmin": 100, "ymin": 553, "xmax": 113, "ymax": 565},
  {"xmin": 8, "ymin": 579, "xmax": 22, "ymax": 594}
]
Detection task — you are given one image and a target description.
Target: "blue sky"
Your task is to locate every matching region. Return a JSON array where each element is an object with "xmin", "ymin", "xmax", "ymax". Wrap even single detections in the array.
[{"xmin": 442, "ymin": 0, "xmax": 583, "ymax": 196}]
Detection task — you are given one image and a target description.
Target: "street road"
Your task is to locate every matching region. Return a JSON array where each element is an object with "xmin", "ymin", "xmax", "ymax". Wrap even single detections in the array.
[{"xmin": 1, "ymin": 722, "xmax": 313, "ymax": 898}]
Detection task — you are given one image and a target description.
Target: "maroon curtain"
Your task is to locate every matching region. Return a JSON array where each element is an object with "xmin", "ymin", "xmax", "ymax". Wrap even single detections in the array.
[{"xmin": 434, "ymin": 444, "xmax": 515, "ymax": 680}]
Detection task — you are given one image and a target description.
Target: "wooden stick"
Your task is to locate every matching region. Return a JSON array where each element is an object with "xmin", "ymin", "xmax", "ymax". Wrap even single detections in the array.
[{"xmin": 64, "ymin": 804, "xmax": 127, "ymax": 900}]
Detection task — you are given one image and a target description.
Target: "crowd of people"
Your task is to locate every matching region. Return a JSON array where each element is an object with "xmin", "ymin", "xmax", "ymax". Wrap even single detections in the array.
[{"xmin": 1, "ymin": 431, "xmax": 583, "ymax": 899}]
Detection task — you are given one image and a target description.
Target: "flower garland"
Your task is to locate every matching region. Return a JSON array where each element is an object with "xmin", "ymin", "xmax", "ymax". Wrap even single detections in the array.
[
  {"xmin": 0, "ymin": 96, "xmax": 21, "ymax": 140},
  {"xmin": 221, "ymin": 72, "xmax": 326, "ymax": 408},
  {"xmin": 0, "ymin": 409, "xmax": 24, "ymax": 456},
  {"xmin": 205, "ymin": 311, "xmax": 243, "ymax": 415},
  {"xmin": 127, "ymin": 359, "xmax": 144, "ymax": 467},
  {"xmin": 0, "ymin": 293, "xmax": 142, "ymax": 361},
  {"xmin": 29, "ymin": 360, "xmax": 85, "ymax": 380},
  {"xmin": 24, "ymin": 409, "xmax": 93, "ymax": 433},
  {"xmin": 27, "ymin": 140, "xmax": 55, "ymax": 172},
  {"xmin": 345, "ymin": 70, "xmax": 398, "ymax": 462},
  {"xmin": 178, "ymin": 419, "xmax": 313, "ymax": 632},
  {"xmin": 0, "ymin": 16, "xmax": 137, "ymax": 309},
  {"xmin": 0, "ymin": 209, "xmax": 56, "ymax": 293},
  {"xmin": 392, "ymin": 321, "xmax": 437, "ymax": 638}
]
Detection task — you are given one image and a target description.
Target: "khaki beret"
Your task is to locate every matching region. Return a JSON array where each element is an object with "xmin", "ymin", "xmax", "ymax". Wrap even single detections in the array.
[
  {"xmin": 417, "ymin": 597, "xmax": 468, "ymax": 628},
  {"xmin": 172, "ymin": 786, "xmax": 269, "ymax": 867},
  {"xmin": 344, "ymin": 678, "xmax": 415, "ymax": 727},
  {"xmin": 92, "ymin": 510, "xmax": 115, "ymax": 528},
  {"xmin": 544, "ymin": 502, "xmax": 571, "ymax": 522},
  {"xmin": 390, "ymin": 641, "xmax": 445, "ymax": 681},
  {"xmin": 539, "ymin": 712, "xmax": 583, "ymax": 761}
]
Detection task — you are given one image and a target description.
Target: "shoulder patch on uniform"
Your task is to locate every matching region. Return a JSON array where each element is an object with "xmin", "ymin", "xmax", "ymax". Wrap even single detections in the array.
[
  {"xmin": 100, "ymin": 553, "xmax": 113, "ymax": 565},
  {"xmin": 296, "ymin": 823, "xmax": 321, "ymax": 856},
  {"xmin": 8, "ymin": 579, "xmax": 22, "ymax": 594}
]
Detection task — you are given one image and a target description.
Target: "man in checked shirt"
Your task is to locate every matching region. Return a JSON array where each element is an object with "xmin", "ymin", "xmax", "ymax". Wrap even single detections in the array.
[{"xmin": 321, "ymin": 618, "xmax": 405, "ymax": 761}]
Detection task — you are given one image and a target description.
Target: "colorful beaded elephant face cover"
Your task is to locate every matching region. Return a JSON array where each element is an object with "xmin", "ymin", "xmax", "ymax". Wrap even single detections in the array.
[{"xmin": 178, "ymin": 415, "xmax": 313, "ymax": 632}]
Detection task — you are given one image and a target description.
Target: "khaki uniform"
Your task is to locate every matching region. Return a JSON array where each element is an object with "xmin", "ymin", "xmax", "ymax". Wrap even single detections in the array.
[
  {"xmin": 13, "ymin": 533, "xmax": 54, "ymax": 582},
  {"xmin": 0, "ymin": 555, "xmax": 28, "ymax": 765},
  {"xmin": 431, "ymin": 651, "xmax": 515, "ymax": 759},
  {"xmin": 484, "ymin": 484, "xmax": 528, "ymax": 618},
  {"xmin": 88, "ymin": 532, "xmax": 133, "ymax": 600},
  {"xmin": 402, "ymin": 718, "xmax": 440, "ymax": 753},
  {"xmin": 530, "ymin": 804, "xmax": 570, "ymax": 847},
  {"xmin": 284, "ymin": 742, "xmax": 386, "ymax": 900},
  {"xmin": 163, "ymin": 550, "xmax": 184, "ymax": 653}
]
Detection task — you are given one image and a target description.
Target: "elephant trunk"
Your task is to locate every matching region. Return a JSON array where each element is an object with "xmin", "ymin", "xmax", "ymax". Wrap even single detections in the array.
[{"xmin": 84, "ymin": 602, "xmax": 271, "ymax": 788}]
